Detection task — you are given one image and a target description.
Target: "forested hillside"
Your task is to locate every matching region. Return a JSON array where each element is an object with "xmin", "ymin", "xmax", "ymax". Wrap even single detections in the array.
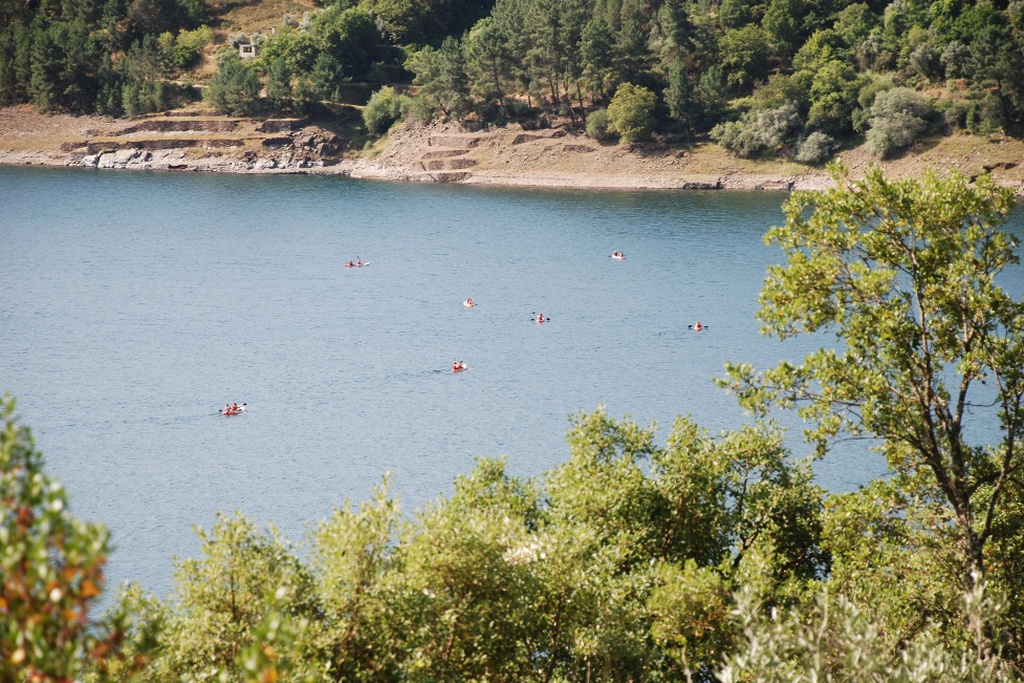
[{"xmin": 2, "ymin": 0, "xmax": 1023, "ymax": 160}]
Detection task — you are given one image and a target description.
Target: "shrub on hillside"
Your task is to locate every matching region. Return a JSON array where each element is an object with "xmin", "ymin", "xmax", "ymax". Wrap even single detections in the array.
[
  {"xmin": 586, "ymin": 108, "xmax": 614, "ymax": 141},
  {"xmin": 865, "ymin": 87, "xmax": 936, "ymax": 158},
  {"xmin": 363, "ymin": 86, "xmax": 408, "ymax": 135},
  {"xmin": 205, "ymin": 53, "xmax": 262, "ymax": 116},
  {"xmin": 712, "ymin": 102, "xmax": 802, "ymax": 158},
  {"xmin": 940, "ymin": 41, "xmax": 971, "ymax": 79},
  {"xmin": 606, "ymin": 83, "xmax": 656, "ymax": 144},
  {"xmin": 404, "ymin": 95, "xmax": 436, "ymax": 124},
  {"xmin": 851, "ymin": 76, "xmax": 893, "ymax": 132},
  {"xmin": 794, "ymin": 131, "xmax": 837, "ymax": 164},
  {"xmin": 159, "ymin": 25, "xmax": 213, "ymax": 72}
]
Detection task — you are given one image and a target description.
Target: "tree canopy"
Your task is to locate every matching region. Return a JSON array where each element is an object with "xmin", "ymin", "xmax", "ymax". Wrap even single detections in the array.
[{"xmin": 4, "ymin": 0, "xmax": 1024, "ymax": 158}]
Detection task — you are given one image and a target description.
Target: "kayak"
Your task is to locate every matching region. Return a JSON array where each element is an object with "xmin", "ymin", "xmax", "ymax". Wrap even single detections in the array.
[
  {"xmin": 222, "ymin": 404, "xmax": 246, "ymax": 416},
  {"xmin": 344, "ymin": 262, "xmax": 369, "ymax": 268},
  {"xmin": 611, "ymin": 253, "xmax": 625, "ymax": 260},
  {"xmin": 452, "ymin": 362, "xmax": 467, "ymax": 373},
  {"xmin": 463, "ymin": 299, "xmax": 475, "ymax": 308}
]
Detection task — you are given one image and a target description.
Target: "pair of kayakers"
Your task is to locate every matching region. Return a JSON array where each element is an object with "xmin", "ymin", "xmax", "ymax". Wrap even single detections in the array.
[
  {"xmin": 463, "ymin": 298, "xmax": 475, "ymax": 308},
  {"xmin": 223, "ymin": 403, "xmax": 241, "ymax": 415},
  {"xmin": 452, "ymin": 360, "xmax": 467, "ymax": 373},
  {"xmin": 345, "ymin": 258, "xmax": 363, "ymax": 268},
  {"xmin": 612, "ymin": 250, "xmax": 625, "ymax": 259}
]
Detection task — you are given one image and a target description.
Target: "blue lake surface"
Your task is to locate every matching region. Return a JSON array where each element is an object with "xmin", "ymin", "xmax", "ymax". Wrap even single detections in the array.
[{"xmin": 2, "ymin": 165, "xmax": 1021, "ymax": 598}]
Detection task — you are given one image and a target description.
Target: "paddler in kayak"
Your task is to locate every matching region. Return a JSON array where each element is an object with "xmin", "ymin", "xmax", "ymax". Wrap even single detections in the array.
[
  {"xmin": 536, "ymin": 313, "xmax": 545, "ymax": 323},
  {"xmin": 693, "ymin": 320, "xmax": 703, "ymax": 331},
  {"xmin": 464, "ymin": 298, "xmax": 475, "ymax": 308}
]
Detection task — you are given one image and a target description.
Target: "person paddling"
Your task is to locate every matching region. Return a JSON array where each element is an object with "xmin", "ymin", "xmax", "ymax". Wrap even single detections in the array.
[
  {"xmin": 694, "ymin": 320, "xmax": 703, "ymax": 331},
  {"xmin": 536, "ymin": 313, "xmax": 545, "ymax": 323},
  {"xmin": 464, "ymin": 298, "xmax": 475, "ymax": 308}
]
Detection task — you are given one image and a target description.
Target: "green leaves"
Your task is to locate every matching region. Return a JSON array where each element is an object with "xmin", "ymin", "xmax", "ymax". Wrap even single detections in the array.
[
  {"xmin": 604, "ymin": 82, "xmax": 657, "ymax": 144},
  {"xmin": 722, "ymin": 165, "xmax": 1024, "ymax": 647},
  {"xmin": 90, "ymin": 407, "xmax": 827, "ymax": 682}
]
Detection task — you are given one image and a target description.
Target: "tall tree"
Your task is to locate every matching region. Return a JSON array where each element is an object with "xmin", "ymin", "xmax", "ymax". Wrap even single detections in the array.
[
  {"xmin": 205, "ymin": 52, "xmax": 261, "ymax": 115},
  {"xmin": 723, "ymin": 165, "xmax": 1024, "ymax": 603},
  {"xmin": 406, "ymin": 36, "xmax": 470, "ymax": 116},
  {"xmin": 464, "ymin": 16, "xmax": 511, "ymax": 113}
]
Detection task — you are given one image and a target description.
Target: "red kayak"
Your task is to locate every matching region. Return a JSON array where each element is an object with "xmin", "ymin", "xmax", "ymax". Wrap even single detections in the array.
[
  {"xmin": 221, "ymin": 404, "xmax": 246, "ymax": 416},
  {"xmin": 452, "ymin": 361, "xmax": 467, "ymax": 373}
]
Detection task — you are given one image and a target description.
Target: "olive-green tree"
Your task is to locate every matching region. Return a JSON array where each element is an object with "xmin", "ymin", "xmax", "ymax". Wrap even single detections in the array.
[
  {"xmin": 150, "ymin": 513, "xmax": 318, "ymax": 683},
  {"xmin": 309, "ymin": 478, "xmax": 403, "ymax": 682},
  {"xmin": 544, "ymin": 410, "xmax": 828, "ymax": 680},
  {"xmin": 393, "ymin": 458, "xmax": 549, "ymax": 682},
  {"xmin": 722, "ymin": 165, "xmax": 1024, "ymax": 647},
  {"xmin": 464, "ymin": 17, "xmax": 513, "ymax": 115},
  {"xmin": 718, "ymin": 574, "xmax": 1020, "ymax": 682},
  {"xmin": 605, "ymin": 82, "xmax": 656, "ymax": 143},
  {"xmin": 205, "ymin": 52, "xmax": 262, "ymax": 115},
  {"xmin": 405, "ymin": 37, "xmax": 470, "ymax": 118}
]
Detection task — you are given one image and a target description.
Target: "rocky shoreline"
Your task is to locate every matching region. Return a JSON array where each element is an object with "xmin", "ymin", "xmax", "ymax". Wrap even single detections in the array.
[{"xmin": 3, "ymin": 105, "xmax": 1023, "ymax": 194}]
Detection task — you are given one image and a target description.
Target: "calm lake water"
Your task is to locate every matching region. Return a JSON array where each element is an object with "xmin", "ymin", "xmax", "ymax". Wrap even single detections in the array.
[{"xmin": 2, "ymin": 166, "xmax": 1022, "ymax": 598}]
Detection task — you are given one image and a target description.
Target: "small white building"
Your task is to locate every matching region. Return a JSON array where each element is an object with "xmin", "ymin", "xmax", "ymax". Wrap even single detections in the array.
[{"xmin": 239, "ymin": 43, "xmax": 258, "ymax": 59}]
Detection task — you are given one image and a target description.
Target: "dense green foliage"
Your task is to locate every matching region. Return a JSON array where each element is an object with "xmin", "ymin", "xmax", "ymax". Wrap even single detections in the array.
[
  {"xmin": 362, "ymin": 84, "xmax": 409, "ymax": 133},
  {"xmin": 90, "ymin": 413, "xmax": 832, "ymax": 683},
  {"xmin": 388, "ymin": 0, "xmax": 1024, "ymax": 154},
  {"xmin": 4, "ymin": 0, "xmax": 1024, "ymax": 157},
  {"xmin": 205, "ymin": 53, "xmax": 262, "ymax": 116},
  {"xmin": 0, "ymin": 0, "xmax": 209, "ymax": 116},
  {"xmin": 605, "ymin": 82, "xmax": 656, "ymax": 143},
  {"xmin": 724, "ymin": 164, "xmax": 1024, "ymax": 665},
  {"xmin": 6, "ymin": 170, "xmax": 1024, "ymax": 681}
]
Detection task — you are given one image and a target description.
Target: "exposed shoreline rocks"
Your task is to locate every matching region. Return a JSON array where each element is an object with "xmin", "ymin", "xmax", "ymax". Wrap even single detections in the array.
[{"xmin": 2, "ymin": 105, "xmax": 1023, "ymax": 195}]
